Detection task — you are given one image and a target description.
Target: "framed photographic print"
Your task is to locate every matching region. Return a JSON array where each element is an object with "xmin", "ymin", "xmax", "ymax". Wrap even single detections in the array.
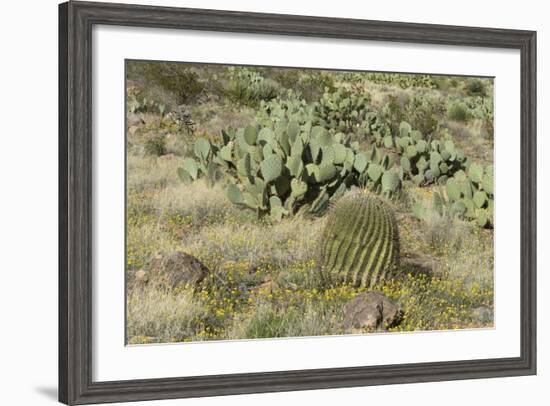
[{"xmin": 59, "ymin": 1, "xmax": 537, "ymax": 404}]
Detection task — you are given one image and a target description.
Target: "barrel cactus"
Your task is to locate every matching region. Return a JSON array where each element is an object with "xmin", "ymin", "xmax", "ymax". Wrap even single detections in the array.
[{"xmin": 318, "ymin": 191, "xmax": 400, "ymax": 288}]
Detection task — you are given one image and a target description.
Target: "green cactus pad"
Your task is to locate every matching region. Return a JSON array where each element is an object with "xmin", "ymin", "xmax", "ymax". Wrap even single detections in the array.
[
  {"xmin": 333, "ymin": 144, "xmax": 347, "ymax": 164},
  {"xmin": 321, "ymin": 146, "xmax": 335, "ymax": 165},
  {"xmin": 477, "ymin": 210, "xmax": 489, "ymax": 227},
  {"xmin": 416, "ymin": 157, "xmax": 428, "ymax": 172},
  {"xmin": 318, "ymin": 192, "xmax": 400, "ymax": 288},
  {"xmin": 317, "ymin": 163, "xmax": 337, "ymax": 182},
  {"xmin": 406, "ymin": 145, "xmax": 418, "ymax": 158},
  {"xmin": 227, "ymin": 184, "xmax": 244, "ymax": 205},
  {"xmin": 177, "ymin": 167, "xmax": 191, "ymax": 183},
  {"xmin": 182, "ymin": 158, "xmax": 198, "ymax": 180},
  {"xmin": 219, "ymin": 144, "xmax": 233, "ymax": 161},
  {"xmin": 451, "ymin": 200, "xmax": 467, "ymax": 216},
  {"xmin": 473, "ymin": 191, "xmax": 488, "ymax": 208},
  {"xmin": 468, "ymin": 163, "xmax": 483, "ymax": 183},
  {"xmin": 411, "ymin": 130, "xmax": 423, "ymax": 142},
  {"xmin": 287, "ymin": 119, "xmax": 301, "ymax": 143},
  {"xmin": 482, "ymin": 172, "xmax": 494, "ymax": 194},
  {"xmin": 381, "ymin": 170, "xmax": 400, "ymax": 194},
  {"xmin": 309, "ymin": 139, "xmax": 321, "ymax": 163},
  {"xmin": 446, "ymin": 179, "xmax": 461, "ymax": 201},
  {"xmin": 286, "ymin": 153, "xmax": 304, "ymax": 178},
  {"xmin": 291, "ymin": 137, "xmax": 304, "ymax": 157},
  {"xmin": 260, "ymin": 154, "xmax": 282, "ymax": 183},
  {"xmin": 312, "ymin": 126, "xmax": 332, "ymax": 147},
  {"xmin": 244, "ymin": 125, "xmax": 258, "ymax": 145},
  {"xmin": 367, "ymin": 163, "xmax": 383, "ymax": 182},
  {"xmin": 290, "ymin": 178, "xmax": 308, "ymax": 199},
  {"xmin": 258, "ymin": 127, "xmax": 275, "ymax": 145},
  {"xmin": 413, "ymin": 174, "xmax": 424, "ymax": 185},
  {"xmin": 193, "ymin": 138, "xmax": 211, "ymax": 160},
  {"xmin": 416, "ymin": 139, "xmax": 428, "ymax": 154},
  {"xmin": 399, "ymin": 121, "xmax": 412, "ymax": 138},
  {"xmin": 353, "ymin": 152, "xmax": 368, "ymax": 173}
]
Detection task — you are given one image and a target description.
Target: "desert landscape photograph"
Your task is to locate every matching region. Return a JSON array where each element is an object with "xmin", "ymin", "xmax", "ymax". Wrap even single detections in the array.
[{"xmin": 125, "ymin": 61, "xmax": 494, "ymax": 344}]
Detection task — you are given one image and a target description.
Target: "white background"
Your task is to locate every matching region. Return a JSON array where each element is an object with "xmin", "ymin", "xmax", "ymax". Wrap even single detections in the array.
[{"xmin": 0, "ymin": 0, "xmax": 547, "ymax": 405}]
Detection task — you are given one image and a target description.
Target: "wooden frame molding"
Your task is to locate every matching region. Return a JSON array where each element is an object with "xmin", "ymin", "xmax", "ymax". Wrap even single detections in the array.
[{"xmin": 59, "ymin": 2, "xmax": 536, "ymax": 404}]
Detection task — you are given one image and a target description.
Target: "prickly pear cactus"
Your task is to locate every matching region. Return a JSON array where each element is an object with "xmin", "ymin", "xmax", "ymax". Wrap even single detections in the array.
[{"xmin": 318, "ymin": 191, "xmax": 400, "ymax": 288}]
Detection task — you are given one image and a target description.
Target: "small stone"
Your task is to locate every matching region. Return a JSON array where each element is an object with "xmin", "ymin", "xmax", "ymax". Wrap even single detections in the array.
[
  {"xmin": 401, "ymin": 251, "xmax": 438, "ymax": 278},
  {"xmin": 472, "ymin": 306, "xmax": 493, "ymax": 324},
  {"xmin": 127, "ymin": 113, "xmax": 143, "ymax": 127},
  {"xmin": 158, "ymin": 153, "xmax": 176, "ymax": 161},
  {"xmin": 135, "ymin": 269, "xmax": 148, "ymax": 282},
  {"xmin": 128, "ymin": 125, "xmax": 139, "ymax": 136},
  {"xmin": 127, "ymin": 268, "xmax": 150, "ymax": 289},
  {"xmin": 343, "ymin": 292, "xmax": 403, "ymax": 331},
  {"xmin": 258, "ymin": 280, "xmax": 279, "ymax": 294},
  {"xmin": 153, "ymin": 252, "xmax": 209, "ymax": 289}
]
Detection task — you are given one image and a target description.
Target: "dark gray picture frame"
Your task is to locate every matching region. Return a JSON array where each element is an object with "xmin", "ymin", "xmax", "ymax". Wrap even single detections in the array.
[{"xmin": 59, "ymin": 1, "xmax": 537, "ymax": 404}]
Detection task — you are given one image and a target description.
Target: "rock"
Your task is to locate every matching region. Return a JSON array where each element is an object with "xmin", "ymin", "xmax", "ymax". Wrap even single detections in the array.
[
  {"xmin": 135, "ymin": 269, "xmax": 148, "ymax": 282},
  {"xmin": 154, "ymin": 252, "xmax": 209, "ymax": 288},
  {"xmin": 343, "ymin": 292, "xmax": 403, "ymax": 331},
  {"xmin": 158, "ymin": 153, "xmax": 176, "ymax": 161},
  {"xmin": 128, "ymin": 125, "xmax": 139, "ymax": 136},
  {"xmin": 472, "ymin": 306, "xmax": 493, "ymax": 324},
  {"xmin": 401, "ymin": 251, "xmax": 438, "ymax": 279},
  {"xmin": 258, "ymin": 280, "xmax": 279, "ymax": 294},
  {"xmin": 127, "ymin": 268, "xmax": 150, "ymax": 289},
  {"xmin": 127, "ymin": 113, "xmax": 144, "ymax": 127}
]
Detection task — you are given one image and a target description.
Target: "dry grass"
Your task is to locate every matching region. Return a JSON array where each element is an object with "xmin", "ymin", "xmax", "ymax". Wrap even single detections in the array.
[
  {"xmin": 182, "ymin": 213, "xmax": 325, "ymax": 270},
  {"xmin": 127, "ymin": 284, "xmax": 207, "ymax": 344}
]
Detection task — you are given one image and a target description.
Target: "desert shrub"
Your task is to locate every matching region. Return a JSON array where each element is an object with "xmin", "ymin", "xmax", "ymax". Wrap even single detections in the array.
[
  {"xmin": 144, "ymin": 134, "xmax": 167, "ymax": 156},
  {"xmin": 446, "ymin": 100, "xmax": 469, "ymax": 122},
  {"xmin": 261, "ymin": 68, "xmax": 335, "ymax": 102},
  {"xmin": 365, "ymin": 72, "xmax": 437, "ymax": 89},
  {"xmin": 295, "ymin": 71, "xmax": 336, "ymax": 102},
  {"xmin": 405, "ymin": 92, "xmax": 445, "ymax": 136},
  {"xmin": 464, "ymin": 78, "xmax": 487, "ymax": 97},
  {"xmin": 127, "ymin": 92, "xmax": 167, "ymax": 116},
  {"xmin": 380, "ymin": 94, "xmax": 407, "ymax": 134},
  {"xmin": 226, "ymin": 67, "xmax": 281, "ymax": 107},
  {"xmin": 431, "ymin": 76, "xmax": 453, "ymax": 91},
  {"xmin": 130, "ymin": 61, "xmax": 205, "ymax": 104},
  {"xmin": 264, "ymin": 67, "xmax": 301, "ymax": 89}
]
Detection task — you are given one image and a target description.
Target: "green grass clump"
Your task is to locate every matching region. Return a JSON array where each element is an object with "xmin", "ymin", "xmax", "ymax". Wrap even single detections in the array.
[
  {"xmin": 447, "ymin": 100, "xmax": 470, "ymax": 122},
  {"xmin": 144, "ymin": 134, "xmax": 166, "ymax": 156}
]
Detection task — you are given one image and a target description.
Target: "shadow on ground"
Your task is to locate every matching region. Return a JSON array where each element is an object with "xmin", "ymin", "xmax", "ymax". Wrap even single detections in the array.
[{"xmin": 34, "ymin": 386, "xmax": 57, "ymax": 401}]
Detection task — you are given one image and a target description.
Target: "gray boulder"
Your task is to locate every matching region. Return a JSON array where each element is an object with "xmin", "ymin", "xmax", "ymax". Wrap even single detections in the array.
[
  {"xmin": 154, "ymin": 251, "xmax": 209, "ymax": 288},
  {"xmin": 343, "ymin": 292, "xmax": 403, "ymax": 331},
  {"xmin": 472, "ymin": 305, "xmax": 493, "ymax": 324}
]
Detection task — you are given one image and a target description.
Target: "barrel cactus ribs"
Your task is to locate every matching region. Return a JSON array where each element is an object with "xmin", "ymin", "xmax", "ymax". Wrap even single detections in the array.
[{"xmin": 318, "ymin": 191, "xmax": 400, "ymax": 288}]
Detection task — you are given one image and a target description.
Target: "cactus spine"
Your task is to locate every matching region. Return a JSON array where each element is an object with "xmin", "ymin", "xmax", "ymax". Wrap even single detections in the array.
[{"xmin": 319, "ymin": 192, "xmax": 399, "ymax": 288}]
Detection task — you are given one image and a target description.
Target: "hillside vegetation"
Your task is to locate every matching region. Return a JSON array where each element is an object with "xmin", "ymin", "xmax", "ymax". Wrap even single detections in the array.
[{"xmin": 126, "ymin": 62, "xmax": 494, "ymax": 344}]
